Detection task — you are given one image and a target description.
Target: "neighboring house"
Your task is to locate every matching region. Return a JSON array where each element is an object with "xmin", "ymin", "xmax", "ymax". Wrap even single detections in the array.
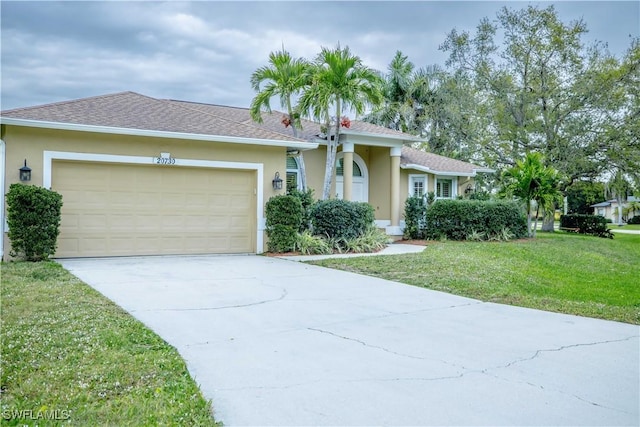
[
  {"xmin": 591, "ymin": 196, "xmax": 638, "ymax": 223},
  {"xmin": 0, "ymin": 91, "xmax": 493, "ymax": 259}
]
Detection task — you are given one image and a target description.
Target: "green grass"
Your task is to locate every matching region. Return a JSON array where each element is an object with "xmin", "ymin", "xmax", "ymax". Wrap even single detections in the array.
[
  {"xmin": 1, "ymin": 261, "xmax": 219, "ymax": 426},
  {"xmin": 310, "ymin": 232, "xmax": 640, "ymax": 324},
  {"xmin": 609, "ymin": 223, "xmax": 640, "ymax": 230}
]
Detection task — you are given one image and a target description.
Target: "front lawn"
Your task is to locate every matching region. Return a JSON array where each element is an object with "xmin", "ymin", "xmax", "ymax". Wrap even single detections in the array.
[
  {"xmin": 609, "ymin": 224, "xmax": 640, "ymax": 230},
  {"xmin": 1, "ymin": 261, "xmax": 219, "ymax": 426},
  {"xmin": 310, "ymin": 232, "xmax": 640, "ymax": 324}
]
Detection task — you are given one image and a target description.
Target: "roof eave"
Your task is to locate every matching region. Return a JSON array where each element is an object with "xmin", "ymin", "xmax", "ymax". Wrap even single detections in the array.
[
  {"xmin": 0, "ymin": 117, "xmax": 318, "ymax": 150},
  {"xmin": 401, "ymin": 163, "xmax": 495, "ymax": 177},
  {"xmin": 341, "ymin": 129, "xmax": 423, "ymax": 143}
]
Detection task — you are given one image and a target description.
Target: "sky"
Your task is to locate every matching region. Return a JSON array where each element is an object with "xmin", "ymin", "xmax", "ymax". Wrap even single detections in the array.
[{"xmin": 1, "ymin": 1, "xmax": 638, "ymax": 112}]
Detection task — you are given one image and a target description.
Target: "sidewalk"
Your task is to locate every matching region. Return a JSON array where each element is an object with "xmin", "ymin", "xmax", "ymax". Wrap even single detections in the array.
[{"xmin": 277, "ymin": 242, "xmax": 426, "ymax": 261}]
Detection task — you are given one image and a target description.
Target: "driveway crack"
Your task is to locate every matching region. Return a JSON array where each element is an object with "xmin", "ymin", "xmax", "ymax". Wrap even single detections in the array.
[
  {"xmin": 132, "ymin": 286, "xmax": 288, "ymax": 312},
  {"xmin": 307, "ymin": 327, "xmax": 469, "ymax": 373},
  {"xmin": 489, "ymin": 335, "xmax": 638, "ymax": 370}
]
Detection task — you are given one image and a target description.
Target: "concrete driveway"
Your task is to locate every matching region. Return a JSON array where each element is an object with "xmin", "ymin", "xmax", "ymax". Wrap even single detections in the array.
[{"xmin": 59, "ymin": 255, "xmax": 639, "ymax": 426}]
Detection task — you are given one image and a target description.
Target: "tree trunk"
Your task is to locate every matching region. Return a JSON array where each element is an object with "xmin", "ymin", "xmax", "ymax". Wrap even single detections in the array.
[
  {"xmin": 297, "ymin": 153, "xmax": 307, "ymax": 191},
  {"xmin": 321, "ymin": 99, "xmax": 342, "ymax": 200},
  {"xmin": 527, "ymin": 199, "xmax": 533, "ymax": 238},
  {"xmin": 616, "ymin": 196, "xmax": 624, "ymax": 224},
  {"xmin": 541, "ymin": 211, "xmax": 555, "ymax": 232},
  {"xmin": 533, "ymin": 203, "xmax": 539, "ymax": 238}
]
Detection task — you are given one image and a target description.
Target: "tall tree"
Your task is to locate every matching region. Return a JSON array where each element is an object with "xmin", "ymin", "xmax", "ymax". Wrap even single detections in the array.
[
  {"xmin": 250, "ymin": 48, "xmax": 311, "ymax": 189},
  {"xmin": 366, "ymin": 52, "xmax": 490, "ymax": 164},
  {"xmin": 299, "ymin": 45, "xmax": 382, "ymax": 200},
  {"xmin": 501, "ymin": 152, "xmax": 560, "ymax": 237},
  {"xmin": 440, "ymin": 5, "xmax": 639, "ymax": 228}
]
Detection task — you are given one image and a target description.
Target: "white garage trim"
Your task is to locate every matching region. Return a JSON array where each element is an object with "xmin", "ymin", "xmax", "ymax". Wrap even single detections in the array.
[{"xmin": 43, "ymin": 150, "xmax": 264, "ymax": 253}]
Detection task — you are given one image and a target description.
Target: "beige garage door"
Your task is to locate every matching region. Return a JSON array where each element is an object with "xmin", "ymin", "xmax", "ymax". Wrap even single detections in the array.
[{"xmin": 52, "ymin": 161, "xmax": 256, "ymax": 258}]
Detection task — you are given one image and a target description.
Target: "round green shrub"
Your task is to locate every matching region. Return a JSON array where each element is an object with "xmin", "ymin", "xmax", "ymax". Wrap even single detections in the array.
[{"xmin": 310, "ymin": 199, "xmax": 375, "ymax": 240}]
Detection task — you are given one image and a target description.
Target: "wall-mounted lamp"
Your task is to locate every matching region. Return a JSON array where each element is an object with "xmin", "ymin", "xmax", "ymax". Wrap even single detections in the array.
[
  {"xmin": 272, "ymin": 172, "xmax": 283, "ymax": 190},
  {"xmin": 19, "ymin": 159, "xmax": 31, "ymax": 182}
]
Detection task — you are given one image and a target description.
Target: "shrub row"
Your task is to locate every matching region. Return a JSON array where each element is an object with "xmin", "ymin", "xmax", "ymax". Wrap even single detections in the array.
[
  {"xmin": 560, "ymin": 214, "xmax": 613, "ymax": 238},
  {"xmin": 265, "ymin": 195, "xmax": 379, "ymax": 253},
  {"xmin": 628, "ymin": 216, "xmax": 640, "ymax": 225},
  {"xmin": 425, "ymin": 200, "xmax": 528, "ymax": 241}
]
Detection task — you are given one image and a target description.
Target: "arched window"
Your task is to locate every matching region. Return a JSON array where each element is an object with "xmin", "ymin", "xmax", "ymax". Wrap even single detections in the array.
[{"xmin": 336, "ymin": 158, "xmax": 363, "ymax": 177}]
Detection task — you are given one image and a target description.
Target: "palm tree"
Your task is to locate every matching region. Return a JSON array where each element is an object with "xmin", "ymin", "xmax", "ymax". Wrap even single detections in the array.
[
  {"xmin": 365, "ymin": 50, "xmax": 416, "ymax": 132},
  {"xmin": 250, "ymin": 48, "xmax": 310, "ymax": 189},
  {"xmin": 298, "ymin": 44, "xmax": 383, "ymax": 200},
  {"xmin": 502, "ymin": 152, "xmax": 561, "ymax": 237}
]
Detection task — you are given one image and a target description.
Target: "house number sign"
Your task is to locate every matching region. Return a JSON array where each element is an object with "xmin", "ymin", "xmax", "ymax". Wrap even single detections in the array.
[{"xmin": 153, "ymin": 153, "xmax": 176, "ymax": 165}]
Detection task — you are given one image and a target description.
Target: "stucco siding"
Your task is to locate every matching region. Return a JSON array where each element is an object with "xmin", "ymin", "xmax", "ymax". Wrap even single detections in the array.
[{"xmin": 2, "ymin": 126, "xmax": 285, "ymax": 257}]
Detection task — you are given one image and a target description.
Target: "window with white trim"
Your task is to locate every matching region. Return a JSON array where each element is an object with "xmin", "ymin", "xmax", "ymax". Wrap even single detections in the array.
[
  {"xmin": 436, "ymin": 177, "xmax": 457, "ymax": 199},
  {"xmin": 409, "ymin": 175, "xmax": 427, "ymax": 197},
  {"xmin": 286, "ymin": 156, "xmax": 300, "ymax": 192}
]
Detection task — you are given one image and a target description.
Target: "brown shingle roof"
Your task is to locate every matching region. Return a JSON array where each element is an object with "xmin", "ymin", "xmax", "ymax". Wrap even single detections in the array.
[
  {"xmin": 2, "ymin": 91, "xmax": 418, "ymax": 143},
  {"xmin": 2, "ymin": 92, "xmax": 491, "ymax": 175},
  {"xmin": 401, "ymin": 146, "xmax": 494, "ymax": 175},
  {"xmin": 1, "ymin": 91, "xmax": 306, "ymax": 142}
]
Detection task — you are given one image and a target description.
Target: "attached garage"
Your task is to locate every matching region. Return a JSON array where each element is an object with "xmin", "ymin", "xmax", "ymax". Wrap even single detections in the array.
[
  {"xmin": 0, "ymin": 91, "xmax": 319, "ymax": 260},
  {"xmin": 52, "ymin": 160, "xmax": 256, "ymax": 258}
]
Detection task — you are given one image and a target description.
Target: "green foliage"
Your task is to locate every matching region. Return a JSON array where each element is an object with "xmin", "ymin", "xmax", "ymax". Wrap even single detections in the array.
[
  {"xmin": 565, "ymin": 181, "xmax": 606, "ymax": 214},
  {"xmin": 501, "ymin": 152, "xmax": 561, "ymax": 237},
  {"xmin": 294, "ymin": 230, "xmax": 332, "ymax": 255},
  {"xmin": 297, "ymin": 44, "xmax": 383, "ymax": 199},
  {"xmin": 250, "ymin": 48, "xmax": 310, "ymax": 137},
  {"xmin": 289, "ymin": 188, "xmax": 315, "ymax": 231},
  {"xmin": 310, "ymin": 199, "xmax": 375, "ymax": 240},
  {"xmin": 628, "ymin": 216, "xmax": 640, "ymax": 225},
  {"xmin": 560, "ymin": 214, "xmax": 613, "ymax": 238},
  {"xmin": 440, "ymin": 5, "xmax": 639, "ymax": 191},
  {"xmin": 344, "ymin": 226, "xmax": 392, "ymax": 253},
  {"xmin": 265, "ymin": 195, "xmax": 303, "ymax": 252},
  {"xmin": 425, "ymin": 199, "xmax": 528, "ymax": 241},
  {"xmin": 6, "ymin": 184, "xmax": 63, "ymax": 261},
  {"xmin": 468, "ymin": 191, "xmax": 491, "ymax": 201},
  {"xmin": 403, "ymin": 195, "xmax": 427, "ymax": 239}
]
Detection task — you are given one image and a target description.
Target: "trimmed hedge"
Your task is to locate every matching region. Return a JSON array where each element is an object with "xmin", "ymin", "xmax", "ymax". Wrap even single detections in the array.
[
  {"xmin": 425, "ymin": 200, "xmax": 528, "ymax": 241},
  {"xmin": 628, "ymin": 216, "xmax": 640, "ymax": 225},
  {"xmin": 560, "ymin": 214, "xmax": 613, "ymax": 238},
  {"xmin": 310, "ymin": 199, "xmax": 375, "ymax": 240},
  {"xmin": 6, "ymin": 183, "xmax": 63, "ymax": 261},
  {"xmin": 265, "ymin": 195, "xmax": 303, "ymax": 252}
]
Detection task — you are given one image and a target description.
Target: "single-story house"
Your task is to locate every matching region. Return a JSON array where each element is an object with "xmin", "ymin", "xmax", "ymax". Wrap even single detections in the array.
[
  {"xmin": 1, "ymin": 91, "xmax": 493, "ymax": 259},
  {"xmin": 591, "ymin": 196, "xmax": 638, "ymax": 223}
]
